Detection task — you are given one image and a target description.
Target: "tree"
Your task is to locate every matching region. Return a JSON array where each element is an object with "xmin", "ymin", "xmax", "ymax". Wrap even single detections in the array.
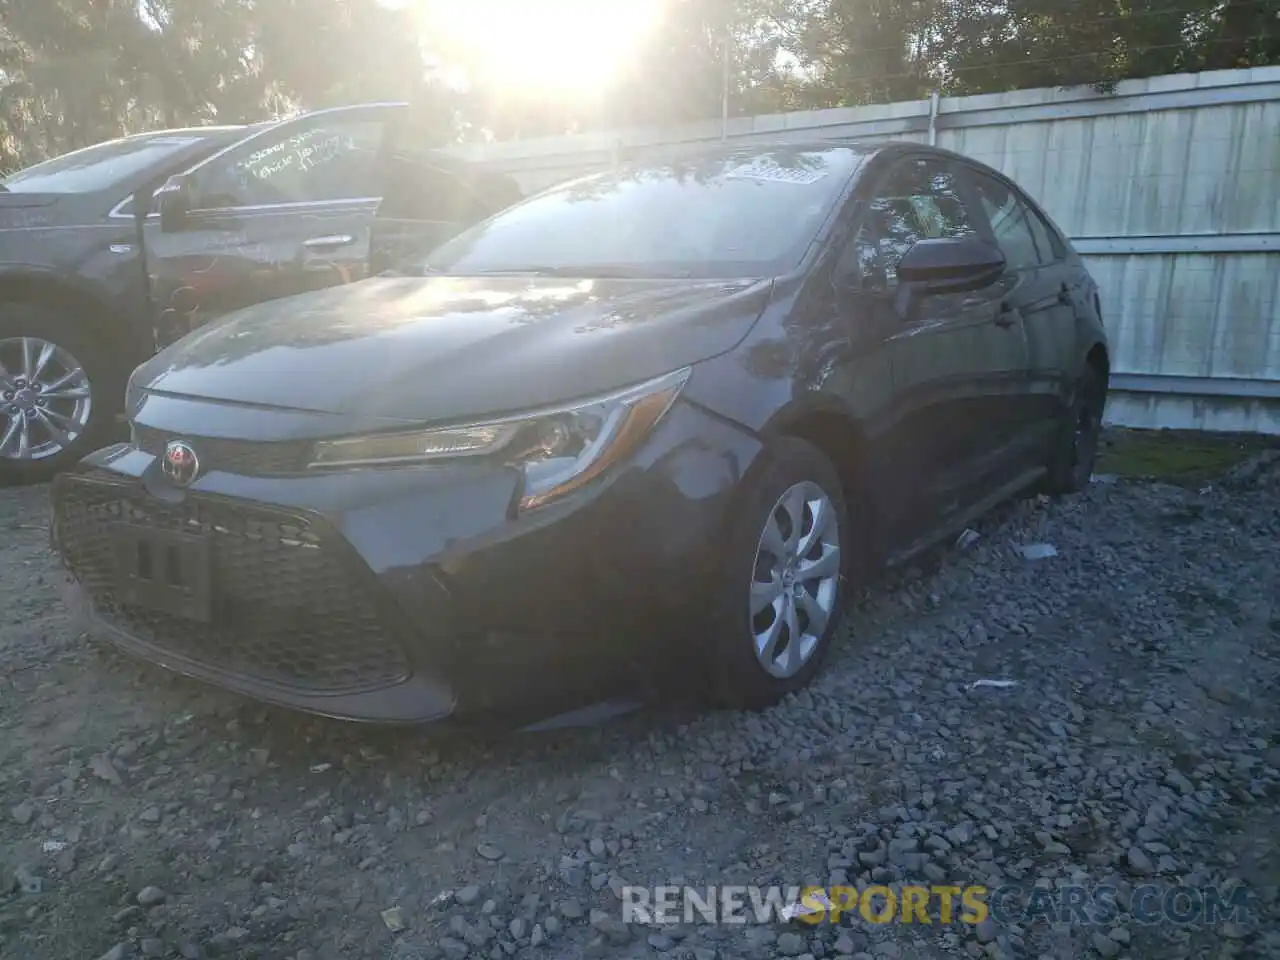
[
  {"xmin": 752, "ymin": 0, "xmax": 1278, "ymax": 104},
  {"xmin": 0, "ymin": 0, "xmax": 1276, "ymax": 172},
  {"xmin": 0, "ymin": 0, "xmax": 427, "ymax": 170}
]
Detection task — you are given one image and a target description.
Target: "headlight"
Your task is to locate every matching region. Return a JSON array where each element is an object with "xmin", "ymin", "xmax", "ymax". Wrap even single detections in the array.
[{"xmin": 308, "ymin": 367, "xmax": 691, "ymax": 510}]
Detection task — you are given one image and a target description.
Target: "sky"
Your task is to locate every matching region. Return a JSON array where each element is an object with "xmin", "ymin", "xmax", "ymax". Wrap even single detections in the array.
[{"xmin": 377, "ymin": 0, "xmax": 664, "ymax": 95}]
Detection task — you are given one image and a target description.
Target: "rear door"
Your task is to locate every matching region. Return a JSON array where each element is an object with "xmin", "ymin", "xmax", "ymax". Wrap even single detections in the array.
[
  {"xmin": 861, "ymin": 154, "xmax": 1030, "ymax": 528},
  {"xmin": 960, "ymin": 165, "xmax": 1076, "ymax": 462},
  {"xmin": 142, "ymin": 105, "xmax": 401, "ymax": 345}
]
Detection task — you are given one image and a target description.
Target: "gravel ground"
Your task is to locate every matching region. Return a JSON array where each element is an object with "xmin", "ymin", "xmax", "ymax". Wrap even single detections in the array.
[{"xmin": 2, "ymin": 436, "xmax": 1278, "ymax": 960}]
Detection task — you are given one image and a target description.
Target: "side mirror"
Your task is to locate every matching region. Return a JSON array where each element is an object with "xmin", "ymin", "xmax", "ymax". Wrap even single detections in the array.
[
  {"xmin": 154, "ymin": 175, "xmax": 192, "ymax": 232},
  {"xmin": 893, "ymin": 237, "xmax": 1006, "ymax": 320}
]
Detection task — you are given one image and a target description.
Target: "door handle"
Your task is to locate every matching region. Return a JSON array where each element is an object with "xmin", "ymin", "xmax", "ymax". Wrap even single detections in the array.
[
  {"xmin": 994, "ymin": 301, "xmax": 1017, "ymax": 328},
  {"xmin": 1057, "ymin": 282, "xmax": 1072, "ymax": 305},
  {"xmin": 303, "ymin": 234, "xmax": 355, "ymax": 249}
]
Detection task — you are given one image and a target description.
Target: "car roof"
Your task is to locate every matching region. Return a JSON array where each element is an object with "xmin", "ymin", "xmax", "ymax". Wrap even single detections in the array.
[
  {"xmin": 121, "ymin": 125, "xmax": 252, "ymax": 141},
  {"xmin": 620, "ymin": 138, "xmax": 985, "ymax": 166},
  {"xmin": 624, "ymin": 139, "xmax": 883, "ymax": 162}
]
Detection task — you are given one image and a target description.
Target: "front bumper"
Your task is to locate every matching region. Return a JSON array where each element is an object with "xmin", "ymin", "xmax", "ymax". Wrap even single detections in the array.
[
  {"xmin": 53, "ymin": 476, "xmax": 456, "ymax": 723},
  {"xmin": 50, "ymin": 400, "xmax": 762, "ymax": 723}
]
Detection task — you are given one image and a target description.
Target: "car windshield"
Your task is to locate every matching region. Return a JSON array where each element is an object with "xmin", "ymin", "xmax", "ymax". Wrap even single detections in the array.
[
  {"xmin": 1, "ymin": 133, "xmax": 213, "ymax": 193},
  {"xmin": 422, "ymin": 148, "xmax": 864, "ymax": 279}
]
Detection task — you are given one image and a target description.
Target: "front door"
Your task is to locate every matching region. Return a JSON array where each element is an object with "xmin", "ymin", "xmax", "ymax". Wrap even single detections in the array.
[
  {"xmin": 962, "ymin": 165, "xmax": 1076, "ymax": 463},
  {"xmin": 859, "ymin": 155, "xmax": 1030, "ymax": 529},
  {"xmin": 142, "ymin": 105, "xmax": 402, "ymax": 346}
]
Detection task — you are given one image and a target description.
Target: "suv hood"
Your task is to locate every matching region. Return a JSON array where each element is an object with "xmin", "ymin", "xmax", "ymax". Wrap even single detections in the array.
[
  {"xmin": 0, "ymin": 193, "xmax": 62, "ymax": 231},
  {"xmin": 0, "ymin": 193, "xmax": 61, "ymax": 210},
  {"xmin": 134, "ymin": 274, "xmax": 772, "ymax": 425}
]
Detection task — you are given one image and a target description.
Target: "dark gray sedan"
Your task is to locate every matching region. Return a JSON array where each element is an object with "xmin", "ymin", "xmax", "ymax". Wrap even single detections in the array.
[{"xmin": 51, "ymin": 141, "xmax": 1108, "ymax": 724}]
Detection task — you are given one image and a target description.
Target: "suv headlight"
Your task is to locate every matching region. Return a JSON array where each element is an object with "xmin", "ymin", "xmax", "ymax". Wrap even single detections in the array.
[{"xmin": 308, "ymin": 368, "xmax": 691, "ymax": 510}]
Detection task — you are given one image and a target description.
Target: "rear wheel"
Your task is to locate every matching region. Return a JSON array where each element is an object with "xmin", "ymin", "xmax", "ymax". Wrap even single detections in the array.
[
  {"xmin": 707, "ymin": 437, "xmax": 851, "ymax": 709},
  {"xmin": 0, "ymin": 304, "xmax": 119, "ymax": 485},
  {"xmin": 1043, "ymin": 363, "xmax": 1106, "ymax": 495}
]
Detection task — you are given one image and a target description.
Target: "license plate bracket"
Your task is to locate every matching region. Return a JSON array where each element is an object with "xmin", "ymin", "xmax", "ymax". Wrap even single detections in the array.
[{"xmin": 111, "ymin": 524, "xmax": 212, "ymax": 622}]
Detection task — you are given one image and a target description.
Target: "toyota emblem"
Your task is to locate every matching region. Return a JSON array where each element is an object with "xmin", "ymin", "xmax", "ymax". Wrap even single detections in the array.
[{"xmin": 162, "ymin": 440, "xmax": 200, "ymax": 486}]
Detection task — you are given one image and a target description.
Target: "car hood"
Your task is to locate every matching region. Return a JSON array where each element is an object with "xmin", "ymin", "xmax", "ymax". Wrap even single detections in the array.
[{"xmin": 135, "ymin": 274, "xmax": 773, "ymax": 425}]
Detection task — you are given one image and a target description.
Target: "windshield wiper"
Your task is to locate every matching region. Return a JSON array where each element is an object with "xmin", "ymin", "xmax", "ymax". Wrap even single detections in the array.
[{"xmin": 466, "ymin": 265, "xmax": 691, "ymax": 280}]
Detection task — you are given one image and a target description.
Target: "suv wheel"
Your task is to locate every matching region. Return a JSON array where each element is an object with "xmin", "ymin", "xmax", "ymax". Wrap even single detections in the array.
[
  {"xmin": 708, "ymin": 437, "xmax": 851, "ymax": 709},
  {"xmin": 1, "ymin": 304, "xmax": 117, "ymax": 485}
]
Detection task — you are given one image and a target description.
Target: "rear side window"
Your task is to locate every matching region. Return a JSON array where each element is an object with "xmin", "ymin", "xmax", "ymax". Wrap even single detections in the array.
[
  {"xmin": 858, "ymin": 156, "xmax": 979, "ymax": 286},
  {"xmin": 967, "ymin": 170, "xmax": 1044, "ymax": 271},
  {"xmin": 1028, "ymin": 205, "xmax": 1067, "ymax": 261}
]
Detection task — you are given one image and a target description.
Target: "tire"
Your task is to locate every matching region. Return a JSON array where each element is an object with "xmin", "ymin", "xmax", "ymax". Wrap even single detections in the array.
[
  {"xmin": 707, "ymin": 437, "xmax": 853, "ymax": 710},
  {"xmin": 0, "ymin": 304, "xmax": 121, "ymax": 485},
  {"xmin": 1042, "ymin": 363, "xmax": 1107, "ymax": 496}
]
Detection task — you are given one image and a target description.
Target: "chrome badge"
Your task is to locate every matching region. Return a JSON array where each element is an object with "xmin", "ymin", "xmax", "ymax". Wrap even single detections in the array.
[{"xmin": 162, "ymin": 440, "xmax": 200, "ymax": 486}]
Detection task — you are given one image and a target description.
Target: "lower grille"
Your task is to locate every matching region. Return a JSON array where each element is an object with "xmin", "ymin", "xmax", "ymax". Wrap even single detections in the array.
[{"xmin": 53, "ymin": 477, "xmax": 411, "ymax": 694}]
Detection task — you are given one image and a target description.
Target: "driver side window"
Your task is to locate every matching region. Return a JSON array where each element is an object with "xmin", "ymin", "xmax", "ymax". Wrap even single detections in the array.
[
  {"xmin": 195, "ymin": 119, "xmax": 385, "ymax": 210},
  {"xmin": 837, "ymin": 156, "xmax": 978, "ymax": 292},
  {"xmin": 873, "ymin": 157, "xmax": 977, "ymax": 285}
]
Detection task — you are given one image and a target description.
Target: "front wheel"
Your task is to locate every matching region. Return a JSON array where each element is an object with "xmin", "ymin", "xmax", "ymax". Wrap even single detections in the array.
[
  {"xmin": 1, "ymin": 305, "xmax": 118, "ymax": 485},
  {"xmin": 707, "ymin": 437, "xmax": 851, "ymax": 710}
]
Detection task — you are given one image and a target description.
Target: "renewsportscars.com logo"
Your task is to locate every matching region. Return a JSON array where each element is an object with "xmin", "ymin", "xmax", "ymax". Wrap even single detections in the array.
[{"xmin": 620, "ymin": 883, "xmax": 1254, "ymax": 928}]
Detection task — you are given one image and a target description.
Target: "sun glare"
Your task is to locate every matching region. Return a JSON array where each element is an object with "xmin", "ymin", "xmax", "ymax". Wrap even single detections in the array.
[{"xmin": 419, "ymin": 0, "xmax": 662, "ymax": 95}]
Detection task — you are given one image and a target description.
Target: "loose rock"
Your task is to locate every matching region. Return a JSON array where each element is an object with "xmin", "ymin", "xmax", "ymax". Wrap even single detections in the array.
[
  {"xmin": 8, "ymin": 802, "xmax": 33, "ymax": 826},
  {"xmin": 137, "ymin": 886, "xmax": 167, "ymax": 907},
  {"xmin": 1125, "ymin": 846, "xmax": 1155, "ymax": 875},
  {"xmin": 475, "ymin": 842, "xmax": 504, "ymax": 862}
]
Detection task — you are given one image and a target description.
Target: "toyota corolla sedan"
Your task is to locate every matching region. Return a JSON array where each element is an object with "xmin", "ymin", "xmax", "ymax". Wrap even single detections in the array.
[{"xmin": 51, "ymin": 142, "xmax": 1109, "ymax": 724}]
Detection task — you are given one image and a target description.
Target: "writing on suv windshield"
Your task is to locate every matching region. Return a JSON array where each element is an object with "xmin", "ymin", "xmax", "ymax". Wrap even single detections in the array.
[{"xmin": 425, "ymin": 149, "xmax": 862, "ymax": 280}]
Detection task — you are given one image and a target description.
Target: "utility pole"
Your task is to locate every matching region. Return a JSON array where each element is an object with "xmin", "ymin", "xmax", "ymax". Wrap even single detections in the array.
[{"xmin": 720, "ymin": 17, "xmax": 731, "ymax": 140}]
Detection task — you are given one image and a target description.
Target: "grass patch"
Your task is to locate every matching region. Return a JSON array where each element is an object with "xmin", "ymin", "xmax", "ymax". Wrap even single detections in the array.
[{"xmin": 1097, "ymin": 428, "xmax": 1276, "ymax": 483}]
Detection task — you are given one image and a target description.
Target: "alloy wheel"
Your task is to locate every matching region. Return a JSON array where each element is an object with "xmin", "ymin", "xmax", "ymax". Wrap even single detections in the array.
[
  {"xmin": 0, "ymin": 337, "xmax": 94, "ymax": 461},
  {"xmin": 749, "ymin": 480, "xmax": 842, "ymax": 679}
]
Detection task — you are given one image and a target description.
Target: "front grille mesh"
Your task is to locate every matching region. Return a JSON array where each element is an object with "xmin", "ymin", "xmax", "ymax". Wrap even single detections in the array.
[
  {"xmin": 133, "ymin": 425, "xmax": 312, "ymax": 476},
  {"xmin": 54, "ymin": 478, "xmax": 411, "ymax": 694}
]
